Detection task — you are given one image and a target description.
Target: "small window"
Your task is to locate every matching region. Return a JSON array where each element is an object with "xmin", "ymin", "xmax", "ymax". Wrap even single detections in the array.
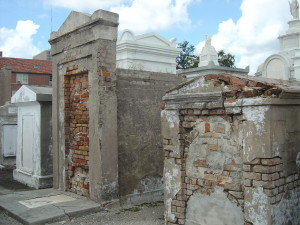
[
  {"xmin": 16, "ymin": 73, "xmax": 28, "ymax": 84},
  {"xmin": 33, "ymin": 65, "xmax": 40, "ymax": 69}
]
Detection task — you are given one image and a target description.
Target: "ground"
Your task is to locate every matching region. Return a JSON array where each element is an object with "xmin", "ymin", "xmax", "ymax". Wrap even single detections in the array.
[
  {"xmin": 46, "ymin": 202, "xmax": 164, "ymax": 225},
  {"xmin": 0, "ymin": 201, "xmax": 164, "ymax": 225},
  {"xmin": 0, "ymin": 168, "xmax": 164, "ymax": 225}
]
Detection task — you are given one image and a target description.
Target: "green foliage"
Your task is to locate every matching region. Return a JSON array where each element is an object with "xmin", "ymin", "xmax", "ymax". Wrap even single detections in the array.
[
  {"xmin": 218, "ymin": 50, "xmax": 235, "ymax": 68},
  {"xmin": 176, "ymin": 41, "xmax": 199, "ymax": 70}
]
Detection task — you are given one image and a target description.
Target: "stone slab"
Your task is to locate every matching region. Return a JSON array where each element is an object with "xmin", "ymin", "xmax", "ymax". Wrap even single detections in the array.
[
  {"xmin": 0, "ymin": 189, "xmax": 103, "ymax": 225},
  {"xmin": 19, "ymin": 194, "xmax": 76, "ymax": 209}
]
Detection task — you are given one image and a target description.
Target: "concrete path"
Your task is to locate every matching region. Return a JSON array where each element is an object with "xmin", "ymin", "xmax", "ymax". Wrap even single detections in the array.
[
  {"xmin": 0, "ymin": 168, "xmax": 33, "ymax": 195},
  {"xmin": 0, "ymin": 188, "xmax": 103, "ymax": 225},
  {"xmin": 0, "ymin": 168, "xmax": 164, "ymax": 225},
  {"xmin": 0, "ymin": 169, "xmax": 102, "ymax": 224}
]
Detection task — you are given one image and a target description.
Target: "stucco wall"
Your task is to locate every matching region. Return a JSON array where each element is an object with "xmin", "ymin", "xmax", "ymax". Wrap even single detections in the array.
[{"xmin": 116, "ymin": 69, "xmax": 183, "ymax": 202}]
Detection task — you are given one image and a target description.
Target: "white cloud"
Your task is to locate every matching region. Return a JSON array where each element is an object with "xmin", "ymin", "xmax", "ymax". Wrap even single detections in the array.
[
  {"xmin": 44, "ymin": 0, "xmax": 132, "ymax": 12},
  {"xmin": 196, "ymin": 0, "xmax": 291, "ymax": 74},
  {"xmin": 111, "ymin": 0, "xmax": 194, "ymax": 33},
  {"xmin": 0, "ymin": 20, "xmax": 41, "ymax": 58},
  {"xmin": 45, "ymin": 0, "xmax": 195, "ymax": 33}
]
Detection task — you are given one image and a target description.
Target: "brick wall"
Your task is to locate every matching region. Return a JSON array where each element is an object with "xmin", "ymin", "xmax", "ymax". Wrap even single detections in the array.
[
  {"xmin": 11, "ymin": 73, "xmax": 51, "ymax": 95},
  {"xmin": 164, "ymin": 108, "xmax": 244, "ymax": 224},
  {"xmin": 244, "ymin": 157, "xmax": 299, "ymax": 205},
  {"xmin": 11, "ymin": 73, "xmax": 51, "ymax": 85},
  {"xmin": 64, "ymin": 66, "xmax": 89, "ymax": 197}
]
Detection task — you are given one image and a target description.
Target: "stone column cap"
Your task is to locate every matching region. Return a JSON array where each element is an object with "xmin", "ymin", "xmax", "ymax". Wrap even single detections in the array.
[{"xmin": 50, "ymin": 9, "xmax": 119, "ymax": 41}]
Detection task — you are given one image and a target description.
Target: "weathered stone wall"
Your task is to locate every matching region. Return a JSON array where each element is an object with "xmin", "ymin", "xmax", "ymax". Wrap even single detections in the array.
[
  {"xmin": 162, "ymin": 74, "xmax": 300, "ymax": 225},
  {"xmin": 116, "ymin": 68, "xmax": 183, "ymax": 202}
]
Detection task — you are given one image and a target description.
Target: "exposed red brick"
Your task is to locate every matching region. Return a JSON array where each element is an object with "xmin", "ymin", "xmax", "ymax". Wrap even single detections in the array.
[
  {"xmin": 242, "ymin": 88, "xmax": 259, "ymax": 98},
  {"xmin": 64, "ymin": 71, "xmax": 90, "ymax": 196},
  {"xmin": 230, "ymin": 76, "xmax": 247, "ymax": 86},
  {"xmin": 261, "ymin": 158, "xmax": 282, "ymax": 166},
  {"xmin": 227, "ymin": 85, "xmax": 242, "ymax": 91},
  {"xmin": 247, "ymin": 80, "xmax": 258, "ymax": 87},
  {"xmin": 223, "ymin": 164, "xmax": 242, "ymax": 171},
  {"xmin": 102, "ymin": 72, "xmax": 111, "ymax": 77},
  {"xmin": 219, "ymin": 74, "xmax": 231, "ymax": 82},
  {"xmin": 204, "ymin": 74, "xmax": 220, "ymax": 80},
  {"xmin": 159, "ymin": 102, "xmax": 165, "ymax": 110},
  {"xmin": 193, "ymin": 159, "xmax": 208, "ymax": 168},
  {"xmin": 209, "ymin": 109, "xmax": 225, "ymax": 115},
  {"xmin": 208, "ymin": 144, "xmax": 218, "ymax": 151},
  {"xmin": 205, "ymin": 123, "xmax": 210, "ymax": 133}
]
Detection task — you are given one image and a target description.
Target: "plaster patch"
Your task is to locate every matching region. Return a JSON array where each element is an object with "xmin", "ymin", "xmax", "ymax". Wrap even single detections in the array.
[
  {"xmin": 161, "ymin": 110, "xmax": 179, "ymax": 129},
  {"xmin": 296, "ymin": 152, "xmax": 300, "ymax": 167},
  {"xmin": 243, "ymin": 106, "xmax": 270, "ymax": 135},
  {"xmin": 139, "ymin": 177, "xmax": 162, "ymax": 192},
  {"xmin": 164, "ymin": 167, "xmax": 180, "ymax": 195},
  {"xmin": 245, "ymin": 187, "xmax": 269, "ymax": 225},
  {"xmin": 102, "ymin": 181, "xmax": 118, "ymax": 194},
  {"xmin": 164, "ymin": 160, "xmax": 181, "ymax": 222},
  {"xmin": 187, "ymin": 77, "xmax": 206, "ymax": 90},
  {"xmin": 165, "ymin": 198, "xmax": 175, "ymax": 221},
  {"xmin": 272, "ymin": 188, "xmax": 300, "ymax": 225},
  {"xmin": 178, "ymin": 77, "xmax": 205, "ymax": 94},
  {"xmin": 243, "ymin": 106, "xmax": 269, "ymax": 135},
  {"xmin": 206, "ymin": 151, "xmax": 232, "ymax": 172},
  {"xmin": 185, "ymin": 187, "xmax": 243, "ymax": 225}
]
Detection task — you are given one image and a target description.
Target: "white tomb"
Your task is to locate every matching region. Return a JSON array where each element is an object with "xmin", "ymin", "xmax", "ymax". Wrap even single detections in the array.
[
  {"xmin": 11, "ymin": 85, "xmax": 52, "ymax": 189},
  {"xmin": 117, "ymin": 30, "xmax": 180, "ymax": 74},
  {"xmin": 178, "ymin": 36, "xmax": 249, "ymax": 80},
  {"xmin": 257, "ymin": 0, "xmax": 300, "ymax": 80},
  {"xmin": 0, "ymin": 103, "xmax": 17, "ymax": 167}
]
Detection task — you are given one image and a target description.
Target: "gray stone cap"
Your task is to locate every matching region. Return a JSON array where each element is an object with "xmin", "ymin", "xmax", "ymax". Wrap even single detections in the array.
[
  {"xmin": 50, "ymin": 9, "xmax": 119, "ymax": 41},
  {"xmin": 11, "ymin": 85, "xmax": 52, "ymax": 103},
  {"xmin": 116, "ymin": 68, "xmax": 182, "ymax": 82},
  {"xmin": 163, "ymin": 73, "xmax": 300, "ymax": 106},
  {"xmin": 177, "ymin": 63, "xmax": 249, "ymax": 76}
]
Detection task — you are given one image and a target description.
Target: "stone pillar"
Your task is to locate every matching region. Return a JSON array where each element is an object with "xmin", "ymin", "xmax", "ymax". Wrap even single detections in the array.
[{"xmin": 49, "ymin": 10, "xmax": 119, "ymax": 202}]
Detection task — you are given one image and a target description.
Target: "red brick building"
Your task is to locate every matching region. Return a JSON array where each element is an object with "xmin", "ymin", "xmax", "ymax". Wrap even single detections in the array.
[{"xmin": 0, "ymin": 57, "xmax": 52, "ymax": 106}]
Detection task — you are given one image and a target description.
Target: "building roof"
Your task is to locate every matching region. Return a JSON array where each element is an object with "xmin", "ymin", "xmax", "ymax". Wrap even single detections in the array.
[{"xmin": 0, "ymin": 57, "xmax": 52, "ymax": 74}]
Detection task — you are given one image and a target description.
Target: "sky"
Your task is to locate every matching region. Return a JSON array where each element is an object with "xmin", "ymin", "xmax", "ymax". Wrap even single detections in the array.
[{"xmin": 0, "ymin": 0, "xmax": 293, "ymax": 74}]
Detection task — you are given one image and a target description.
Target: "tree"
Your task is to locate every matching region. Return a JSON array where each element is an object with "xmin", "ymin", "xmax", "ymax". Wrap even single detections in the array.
[
  {"xmin": 176, "ymin": 41, "xmax": 199, "ymax": 70},
  {"xmin": 218, "ymin": 50, "xmax": 235, "ymax": 68}
]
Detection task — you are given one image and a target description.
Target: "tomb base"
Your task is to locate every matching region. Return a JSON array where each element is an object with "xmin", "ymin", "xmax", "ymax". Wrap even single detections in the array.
[{"xmin": 13, "ymin": 169, "xmax": 53, "ymax": 189}]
